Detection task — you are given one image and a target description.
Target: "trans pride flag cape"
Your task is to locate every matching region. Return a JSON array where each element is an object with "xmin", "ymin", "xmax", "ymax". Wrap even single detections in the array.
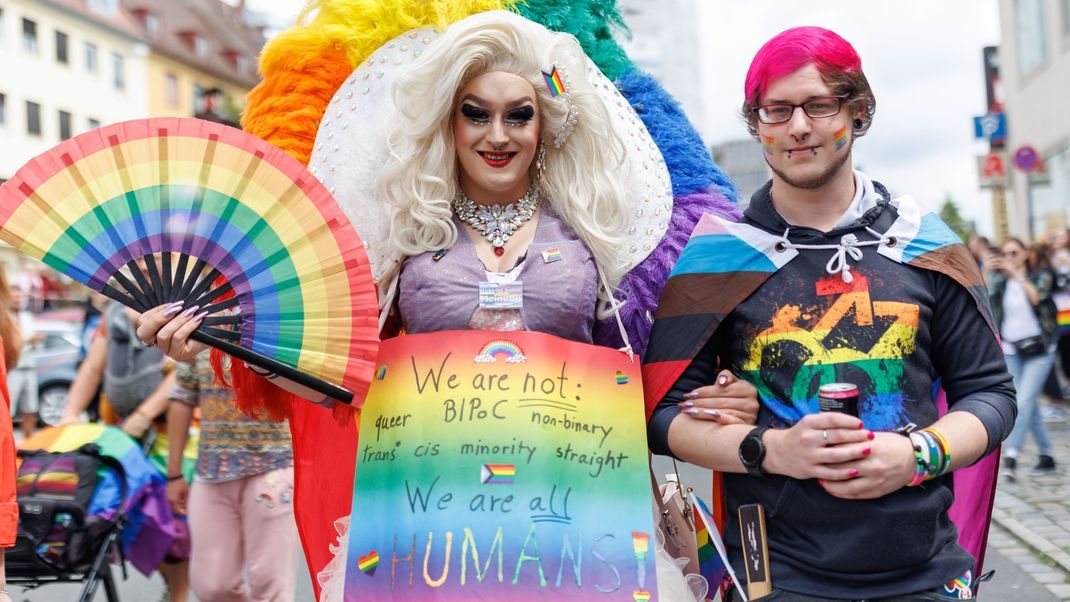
[{"xmin": 642, "ymin": 196, "xmax": 1001, "ymax": 576}]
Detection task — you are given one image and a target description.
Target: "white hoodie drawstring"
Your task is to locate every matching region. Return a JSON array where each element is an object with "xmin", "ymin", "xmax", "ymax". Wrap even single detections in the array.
[{"xmin": 777, "ymin": 226, "xmax": 892, "ymax": 283}]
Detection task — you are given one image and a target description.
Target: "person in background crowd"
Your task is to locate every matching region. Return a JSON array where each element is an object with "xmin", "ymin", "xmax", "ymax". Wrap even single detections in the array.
[
  {"xmin": 0, "ymin": 267, "xmax": 21, "ymax": 602},
  {"xmin": 166, "ymin": 349, "xmax": 297, "ymax": 602},
  {"xmin": 6, "ymin": 282, "xmax": 40, "ymax": 439},
  {"xmin": 1050, "ymin": 229, "xmax": 1070, "ymax": 400},
  {"xmin": 990, "ymin": 237, "xmax": 1059, "ymax": 479},
  {"xmin": 969, "ymin": 234, "xmax": 992, "ymax": 272}
]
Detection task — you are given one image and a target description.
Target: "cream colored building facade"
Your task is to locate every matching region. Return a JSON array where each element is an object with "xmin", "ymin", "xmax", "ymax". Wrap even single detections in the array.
[{"xmin": 998, "ymin": 0, "xmax": 1070, "ymax": 240}]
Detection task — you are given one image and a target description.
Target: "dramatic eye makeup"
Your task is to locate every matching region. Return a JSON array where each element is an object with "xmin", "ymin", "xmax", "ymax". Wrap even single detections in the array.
[
  {"xmin": 504, "ymin": 105, "xmax": 535, "ymax": 126},
  {"xmin": 460, "ymin": 103, "xmax": 490, "ymax": 123}
]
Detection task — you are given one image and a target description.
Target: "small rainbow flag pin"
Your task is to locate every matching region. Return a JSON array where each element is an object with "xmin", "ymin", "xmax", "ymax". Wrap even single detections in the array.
[
  {"xmin": 615, "ymin": 371, "xmax": 629, "ymax": 385},
  {"xmin": 375, "ymin": 365, "xmax": 387, "ymax": 380},
  {"xmin": 481, "ymin": 463, "xmax": 516, "ymax": 485},
  {"xmin": 542, "ymin": 66, "xmax": 566, "ymax": 97},
  {"xmin": 632, "ymin": 590, "xmax": 652, "ymax": 602},
  {"xmin": 541, "ymin": 247, "xmax": 563, "ymax": 263},
  {"xmin": 357, "ymin": 550, "xmax": 379, "ymax": 576}
]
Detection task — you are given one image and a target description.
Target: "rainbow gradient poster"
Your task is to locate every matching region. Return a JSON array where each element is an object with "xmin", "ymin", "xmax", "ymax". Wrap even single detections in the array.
[{"xmin": 344, "ymin": 330, "xmax": 658, "ymax": 600}]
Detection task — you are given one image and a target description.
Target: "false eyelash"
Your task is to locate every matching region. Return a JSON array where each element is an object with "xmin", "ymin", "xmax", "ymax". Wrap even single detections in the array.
[
  {"xmin": 505, "ymin": 106, "xmax": 536, "ymax": 126},
  {"xmin": 460, "ymin": 103, "xmax": 490, "ymax": 123}
]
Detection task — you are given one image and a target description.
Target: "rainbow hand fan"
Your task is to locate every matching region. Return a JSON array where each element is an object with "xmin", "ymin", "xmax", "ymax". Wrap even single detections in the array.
[{"xmin": 0, "ymin": 118, "xmax": 379, "ymax": 404}]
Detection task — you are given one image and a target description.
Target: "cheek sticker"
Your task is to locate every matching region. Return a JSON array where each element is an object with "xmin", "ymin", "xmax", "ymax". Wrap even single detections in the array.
[
  {"xmin": 761, "ymin": 135, "xmax": 776, "ymax": 155},
  {"xmin": 834, "ymin": 125, "xmax": 849, "ymax": 152}
]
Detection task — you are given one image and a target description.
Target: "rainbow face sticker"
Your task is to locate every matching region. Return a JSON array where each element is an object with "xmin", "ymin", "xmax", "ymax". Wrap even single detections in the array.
[
  {"xmin": 834, "ymin": 125, "xmax": 849, "ymax": 152},
  {"xmin": 761, "ymin": 135, "xmax": 776, "ymax": 155}
]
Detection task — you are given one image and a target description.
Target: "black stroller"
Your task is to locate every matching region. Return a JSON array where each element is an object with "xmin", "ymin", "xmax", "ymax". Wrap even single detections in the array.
[{"xmin": 5, "ymin": 443, "xmax": 130, "ymax": 602}]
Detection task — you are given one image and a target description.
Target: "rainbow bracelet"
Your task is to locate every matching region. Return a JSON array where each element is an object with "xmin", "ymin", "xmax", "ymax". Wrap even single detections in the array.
[
  {"xmin": 921, "ymin": 427, "xmax": 952, "ymax": 476},
  {"xmin": 907, "ymin": 432, "xmax": 930, "ymax": 487}
]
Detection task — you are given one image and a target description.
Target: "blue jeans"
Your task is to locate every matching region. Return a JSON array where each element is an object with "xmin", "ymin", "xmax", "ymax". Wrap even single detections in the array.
[{"xmin": 1005, "ymin": 350, "xmax": 1057, "ymax": 456}]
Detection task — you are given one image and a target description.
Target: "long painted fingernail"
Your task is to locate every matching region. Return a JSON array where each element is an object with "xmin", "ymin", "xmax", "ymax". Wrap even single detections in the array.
[
  {"xmin": 718, "ymin": 374, "xmax": 728, "ymax": 385},
  {"xmin": 702, "ymin": 409, "xmax": 721, "ymax": 418},
  {"xmin": 849, "ymin": 468, "xmax": 860, "ymax": 477},
  {"xmin": 686, "ymin": 409, "xmax": 700, "ymax": 416},
  {"xmin": 862, "ymin": 447, "xmax": 871, "ymax": 456},
  {"xmin": 194, "ymin": 310, "xmax": 209, "ymax": 322},
  {"xmin": 684, "ymin": 391, "xmax": 699, "ymax": 399},
  {"xmin": 867, "ymin": 431, "xmax": 875, "ymax": 441},
  {"xmin": 677, "ymin": 401, "xmax": 694, "ymax": 408},
  {"xmin": 180, "ymin": 305, "xmax": 200, "ymax": 318},
  {"xmin": 163, "ymin": 303, "xmax": 185, "ymax": 317}
]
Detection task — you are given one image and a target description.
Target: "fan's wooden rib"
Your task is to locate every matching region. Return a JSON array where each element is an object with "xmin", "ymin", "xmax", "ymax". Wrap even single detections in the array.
[
  {"xmin": 192, "ymin": 280, "xmax": 231, "ymax": 310},
  {"xmin": 125, "ymin": 259, "xmax": 158, "ymax": 308},
  {"xmin": 186, "ymin": 267, "xmax": 220, "ymax": 307},
  {"xmin": 202, "ymin": 315, "xmax": 241, "ymax": 327},
  {"xmin": 177, "ymin": 257, "xmax": 208, "ymax": 301},
  {"xmin": 202, "ymin": 297, "xmax": 239, "ymax": 315},
  {"xmin": 199, "ymin": 326, "xmax": 241, "ymax": 342},
  {"xmin": 171, "ymin": 253, "xmax": 192, "ymax": 301},
  {"xmin": 112, "ymin": 268, "xmax": 151, "ymax": 311},
  {"xmin": 161, "ymin": 252, "xmax": 173, "ymax": 302},
  {"xmin": 190, "ymin": 328, "xmax": 353, "ymax": 404}
]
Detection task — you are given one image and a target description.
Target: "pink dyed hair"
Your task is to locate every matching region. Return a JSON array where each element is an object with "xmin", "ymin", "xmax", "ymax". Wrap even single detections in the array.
[{"xmin": 740, "ymin": 26, "xmax": 876, "ymax": 138}]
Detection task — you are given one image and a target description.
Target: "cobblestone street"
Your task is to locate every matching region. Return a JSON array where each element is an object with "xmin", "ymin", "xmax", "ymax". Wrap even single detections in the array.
[{"xmin": 988, "ymin": 418, "xmax": 1070, "ymax": 600}]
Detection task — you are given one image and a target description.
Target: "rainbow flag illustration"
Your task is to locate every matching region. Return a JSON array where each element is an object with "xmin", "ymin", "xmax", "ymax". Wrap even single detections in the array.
[
  {"xmin": 480, "ymin": 463, "xmax": 516, "ymax": 485},
  {"xmin": 689, "ymin": 491, "xmax": 746, "ymax": 601},
  {"xmin": 375, "ymin": 365, "xmax": 387, "ymax": 380},
  {"xmin": 616, "ymin": 370, "xmax": 629, "ymax": 385},
  {"xmin": 542, "ymin": 65, "xmax": 566, "ymax": 97},
  {"xmin": 834, "ymin": 124, "xmax": 849, "ymax": 151},
  {"xmin": 1054, "ymin": 292, "xmax": 1070, "ymax": 336},
  {"xmin": 632, "ymin": 590, "xmax": 651, "ymax": 601}
]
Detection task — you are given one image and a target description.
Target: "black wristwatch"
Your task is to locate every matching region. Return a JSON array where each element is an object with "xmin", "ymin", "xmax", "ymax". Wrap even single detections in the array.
[{"xmin": 739, "ymin": 426, "xmax": 773, "ymax": 477}]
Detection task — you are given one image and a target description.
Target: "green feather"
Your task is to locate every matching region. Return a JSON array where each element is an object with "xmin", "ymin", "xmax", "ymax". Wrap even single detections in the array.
[{"xmin": 515, "ymin": 0, "xmax": 634, "ymax": 80}]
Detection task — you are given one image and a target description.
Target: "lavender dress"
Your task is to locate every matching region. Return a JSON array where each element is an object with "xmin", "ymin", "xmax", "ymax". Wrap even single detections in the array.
[{"xmin": 398, "ymin": 210, "xmax": 598, "ymax": 342}]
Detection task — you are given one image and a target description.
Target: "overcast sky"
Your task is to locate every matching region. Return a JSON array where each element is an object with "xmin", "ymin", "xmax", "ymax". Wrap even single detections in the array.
[{"xmin": 241, "ymin": 0, "xmax": 1002, "ymax": 235}]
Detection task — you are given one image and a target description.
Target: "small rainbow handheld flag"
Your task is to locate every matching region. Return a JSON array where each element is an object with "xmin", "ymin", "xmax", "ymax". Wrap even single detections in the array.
[
  {"xmin": 689, "ymin": 490, "xmax": 747, "ymax": 601},
  {"xmin": 542, "ymin": 66, "xmax": 566, "ymax": 97}
]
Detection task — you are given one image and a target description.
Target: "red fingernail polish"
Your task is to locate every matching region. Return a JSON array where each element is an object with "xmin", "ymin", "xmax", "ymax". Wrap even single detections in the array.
[
  {"xmin": 862, "ymin": 447, "xmax": 871, "ymax": 456},
  {"xmin": 867, "ymin": 431, "xmax": 875, "ymax": 441},
  {"xmin": 849, "ymin": 468, "xmax": 860, "ymax": 477},
  {"xmin": 817, "ymin": 479, "xmax": 825, "ymax": 486},
  {"xmin": 857, "ymin": 421, "xmax": 865, "ymax": 429}
]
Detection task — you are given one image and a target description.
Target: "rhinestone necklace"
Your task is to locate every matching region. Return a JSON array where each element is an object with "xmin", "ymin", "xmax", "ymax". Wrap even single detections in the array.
[{"xmin": 452, "ymin": 188, "xmax": 538, "ymax": 256}]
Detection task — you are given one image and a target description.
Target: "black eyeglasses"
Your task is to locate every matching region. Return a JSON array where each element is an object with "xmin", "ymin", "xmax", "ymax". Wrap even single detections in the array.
[{"xmin": 754, "ymin": 96, "xmax": 848, "ymax": 125}]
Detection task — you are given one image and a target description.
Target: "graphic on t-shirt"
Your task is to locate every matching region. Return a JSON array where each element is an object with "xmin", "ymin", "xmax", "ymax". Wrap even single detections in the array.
[{"xmin": 741, "ymin": 274, "xmax": 919, "ymax": 429}]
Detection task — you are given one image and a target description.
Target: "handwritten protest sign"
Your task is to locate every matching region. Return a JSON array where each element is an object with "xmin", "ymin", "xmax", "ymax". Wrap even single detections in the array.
[{"xmin": 344, "ymin": 330, "xmax": 658, "ymax": 600}]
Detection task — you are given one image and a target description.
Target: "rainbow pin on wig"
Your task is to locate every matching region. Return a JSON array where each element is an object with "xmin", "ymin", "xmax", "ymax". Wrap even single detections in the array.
[{"xmin": 542, "ymin": 65, "xmax": 566, "ymax": 97}]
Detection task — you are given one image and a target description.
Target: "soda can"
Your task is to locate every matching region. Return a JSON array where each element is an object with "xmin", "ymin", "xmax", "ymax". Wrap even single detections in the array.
[{"xmin": 819, "ymin": 383, "xmax": 859, "ymax": 417}]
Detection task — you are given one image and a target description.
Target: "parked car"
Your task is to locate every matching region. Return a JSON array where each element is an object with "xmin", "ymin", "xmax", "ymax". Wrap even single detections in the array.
[{"xmin": 28, "ymin": 320, "xmax": 82, "ymax": 426}]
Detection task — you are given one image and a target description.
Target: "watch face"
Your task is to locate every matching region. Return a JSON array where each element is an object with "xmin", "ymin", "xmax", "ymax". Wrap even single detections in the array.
[{"xmin": 741, "ymin": 434, "xmax": 762, "ymax": 465}]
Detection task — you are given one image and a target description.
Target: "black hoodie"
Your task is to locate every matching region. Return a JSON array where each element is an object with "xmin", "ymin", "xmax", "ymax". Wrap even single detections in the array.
[{"xmin": 649, "ymin": 180, "xmax": 1016, "ymax": 598}]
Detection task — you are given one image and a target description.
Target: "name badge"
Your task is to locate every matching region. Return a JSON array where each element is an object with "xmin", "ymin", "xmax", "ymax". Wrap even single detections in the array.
[{"xmin": 479, "ymin": 281, "xmax": 523, "ymax": 310}]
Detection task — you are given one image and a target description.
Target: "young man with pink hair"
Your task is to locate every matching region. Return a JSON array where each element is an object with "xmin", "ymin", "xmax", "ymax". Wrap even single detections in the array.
[{"xmin": 644, "ymin": 27, "xmax": 1016, "ymax": 599}]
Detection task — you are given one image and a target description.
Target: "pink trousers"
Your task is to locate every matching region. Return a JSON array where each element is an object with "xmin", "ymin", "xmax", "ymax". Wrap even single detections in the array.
[{"xmin": 188, "ymin": 467, "xmax": 298, "ymax": 602}]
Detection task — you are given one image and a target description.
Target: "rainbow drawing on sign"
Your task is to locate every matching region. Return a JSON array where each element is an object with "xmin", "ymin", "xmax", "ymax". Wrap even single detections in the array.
[
  {"xmin": 481, "ymin": 463, "xmax": 516, "ymax": 485},
  {"xmin": 357, "ymin": 551, "xmax": 379, "ymax": 575},
  {"xmin": 375, "ymin": 365, "xmax": 387, "ymax": 381},
  {"xmin": 616, "ymin": 371, "xmax": 629, "ymax": 385},
  {"xmin": 474, "ymin": 340, "xmax": 527, "ymax": 364},
  {"xmin": 632, "ymin": 590, "xmax": 652, "ymax": 601}
]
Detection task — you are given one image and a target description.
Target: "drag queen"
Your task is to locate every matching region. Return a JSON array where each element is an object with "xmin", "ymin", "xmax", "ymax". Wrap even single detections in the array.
[{"xmin": 137, "ymin": 9, "xmax": 756, "ymax": 601}]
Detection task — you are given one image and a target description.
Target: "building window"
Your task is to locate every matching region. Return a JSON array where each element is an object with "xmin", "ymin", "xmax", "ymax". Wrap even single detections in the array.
[
  {"xmin": 1029, "ymin": 148, "xmax": 1070, "ymax": 238},
  {"xmin": 1015, "ymin": 0, "xmax": 1048, "ymax": 76},
  {"xmin": 26, "ymin": 101, "xmax": 41, "ymax": 136},
  {"xmin": 193, "ymin": 84, "xmax": 206, "ymax": 114},
  {"xmin": 22, "ymin": 18, "xmax": 37, "ymax": 54},
  {"xmin": 145, "ymin": 14, "xmax": 160, "ymax": 38},
  {"xmin": 85, "ymin": 42, "xmax": 98, "ymax": 73},
  {"xmin": 0, "ymin": 93, "xmax": 6, "ymax": 127},
  {"xmin": 55, "ymin": 30, "xmax": 69, "ymax": 64},
  {"xmin": 112, "ymin": 53, "xmax": 124, "ymax": 90},
  {"xmin": 87, "ymin": 117, "xmax": 100, "ymax": 130},
  {"xmin": 194, "ymin": 36, "xmax": 209, "ymax": 57},
  {"xmin": 165, "ymin": 73, "xmax": 179, "ymax": 106},
  {"xmin": 58, "ymin": 110, "xmax": 72, "ymax": 140}
]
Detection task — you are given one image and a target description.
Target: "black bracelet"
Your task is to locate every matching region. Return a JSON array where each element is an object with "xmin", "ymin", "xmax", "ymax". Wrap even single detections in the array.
[{"xmin": 167, "ymin": 474, "xmax": 184, "ymax": 482}]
